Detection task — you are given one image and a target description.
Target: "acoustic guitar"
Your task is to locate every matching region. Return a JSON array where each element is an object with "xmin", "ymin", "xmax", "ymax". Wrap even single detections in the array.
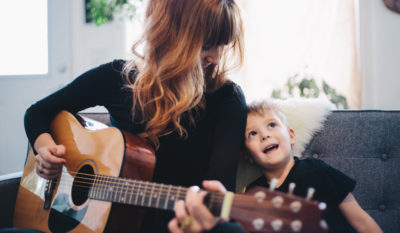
[{"xmin": 14, "ymin": 111, "xmax": 328, "ymax": 233}]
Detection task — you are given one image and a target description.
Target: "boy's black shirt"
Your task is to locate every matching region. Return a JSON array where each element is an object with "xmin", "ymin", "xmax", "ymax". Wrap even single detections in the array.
[{"xmin": 246, "ymin": 157, "xmax": 357, "ymax": 233}]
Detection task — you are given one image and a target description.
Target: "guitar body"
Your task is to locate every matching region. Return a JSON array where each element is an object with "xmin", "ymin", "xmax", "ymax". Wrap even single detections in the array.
[{"xmin": 14, "ymin": 111, "xmax": 155, "ymax": 233}]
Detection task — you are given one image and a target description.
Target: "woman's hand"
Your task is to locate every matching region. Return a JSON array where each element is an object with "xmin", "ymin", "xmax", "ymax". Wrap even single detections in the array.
[
  {"xmin": 35, "ymin": 145, "xmax": 66, "ymax": 179},
  {"xmin": 168, "ymin": 180, "xmax": 227, "ymax": 233}
]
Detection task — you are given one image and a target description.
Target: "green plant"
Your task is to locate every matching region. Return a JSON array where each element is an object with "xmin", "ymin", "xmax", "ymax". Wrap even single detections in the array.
[
  {"xmin": 86, "ymin": 0, "xmax": 142, "ymax": 26},
  {"xmin": 272, "ymin": 74, "xmax": 349, "ymax": 109}
]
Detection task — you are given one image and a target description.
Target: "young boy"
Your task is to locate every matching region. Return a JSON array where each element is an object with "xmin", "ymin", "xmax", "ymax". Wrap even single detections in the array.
[
  {"xmin": 169, "ymin": 100, "xmax": 383, "ymax": 233},
  {"xmin": 243, "ymin": 100, "xmax": 382, "ymax": 233}
]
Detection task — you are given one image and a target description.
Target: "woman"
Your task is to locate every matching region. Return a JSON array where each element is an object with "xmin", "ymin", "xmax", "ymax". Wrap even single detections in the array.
[{"xmin": 24, "ymin": 0, "xmax": 246, "ymax": 232}]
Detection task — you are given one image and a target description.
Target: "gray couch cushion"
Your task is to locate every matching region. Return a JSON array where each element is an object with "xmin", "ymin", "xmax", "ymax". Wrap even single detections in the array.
[{"xmin": 303, "ymin": 110, "xmax": 400, "ymax": 233}]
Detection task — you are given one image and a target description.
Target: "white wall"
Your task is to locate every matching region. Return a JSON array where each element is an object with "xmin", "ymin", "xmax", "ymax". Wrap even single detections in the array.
[
  {"xmin": 360, "ymin": 0, "xmax": 400, "ymax": 109},
  {"xmin": 71, "ymin": 1, "xmax": 128, "ymax": 80}
]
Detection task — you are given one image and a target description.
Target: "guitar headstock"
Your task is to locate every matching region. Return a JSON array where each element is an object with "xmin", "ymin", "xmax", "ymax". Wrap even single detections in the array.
[{"xmin": 230, "ymin": 185, "xmax": 328, "ymax": 233}]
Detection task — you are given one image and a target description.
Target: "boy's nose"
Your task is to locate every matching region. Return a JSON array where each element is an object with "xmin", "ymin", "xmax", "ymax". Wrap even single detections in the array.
[{"xmin": 261, "ymin": 131, "xmax": 270, "ymax": 141}]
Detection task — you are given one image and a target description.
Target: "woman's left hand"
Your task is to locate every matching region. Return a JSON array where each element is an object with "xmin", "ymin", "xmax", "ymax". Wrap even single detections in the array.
[{"xmin": 168, "ymin": 180, "xmax": 227, "ymax": 233}]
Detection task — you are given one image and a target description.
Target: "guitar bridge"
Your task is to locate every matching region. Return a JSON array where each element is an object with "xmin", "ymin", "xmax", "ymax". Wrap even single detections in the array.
[{"xmin": 44, "ymin": 178, "xmax": 57, "ymax": 209}]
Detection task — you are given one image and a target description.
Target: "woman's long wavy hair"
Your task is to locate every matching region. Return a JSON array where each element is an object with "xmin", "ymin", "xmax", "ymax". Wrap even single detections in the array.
[{"xmin": 124, "ymin": 0, "xmax": 244, "ymax": 148}]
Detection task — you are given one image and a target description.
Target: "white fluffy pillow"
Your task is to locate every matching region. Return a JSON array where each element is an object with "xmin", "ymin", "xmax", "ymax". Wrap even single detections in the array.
[{"xmin": 236, "ymin": 98, "xmax": 335, "ymax": 193}]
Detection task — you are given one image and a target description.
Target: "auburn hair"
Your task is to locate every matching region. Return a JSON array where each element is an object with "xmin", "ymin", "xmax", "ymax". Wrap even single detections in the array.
[{"xmin": 124, "ymin": 0, "xmax": 244, "ymax": 148}]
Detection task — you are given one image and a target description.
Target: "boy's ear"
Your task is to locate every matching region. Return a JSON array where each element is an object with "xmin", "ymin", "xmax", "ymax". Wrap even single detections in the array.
[{"xmin": 289, "ymin": 128, "xmax": 296, "ymax": 146}]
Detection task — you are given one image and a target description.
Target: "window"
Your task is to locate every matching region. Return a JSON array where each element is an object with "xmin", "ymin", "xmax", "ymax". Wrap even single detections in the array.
[
  {"xmin": 233, "ymin": 0, "xmax": 360, "ymax": 108},
  {"xmin": 0, "ymin": 0, "xmax": 48, "ymax": 76}
]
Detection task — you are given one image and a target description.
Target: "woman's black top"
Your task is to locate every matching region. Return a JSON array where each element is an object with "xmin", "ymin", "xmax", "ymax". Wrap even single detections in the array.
[
  {"xmin": 247, "ymin": 157, "xmax": 357, "ymax": 233},
  {"xmin": 24, "ymin": 60, "xmax": 247, "ymax": 233}
]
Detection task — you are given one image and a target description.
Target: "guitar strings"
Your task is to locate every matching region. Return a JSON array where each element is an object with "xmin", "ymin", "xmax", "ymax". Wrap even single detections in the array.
[
  {"xmin": 44, "ymin": 170, "xmax": 225, "ymax": 203},
  {"xmin": 54, "ymin": 170, "xmax": 225, "ymax": 198},
  {"xmin": 52, "ymin": 183, "xmax": 226, "ymax": 208},
  {"xmin": 54, "ymin": 182, "xmax": 225, "ymax": 204}
]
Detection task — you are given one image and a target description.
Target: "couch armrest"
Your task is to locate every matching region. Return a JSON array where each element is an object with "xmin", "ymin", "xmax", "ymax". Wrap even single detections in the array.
[{"xmin": 0, "ymin": 172, "xmax": 22, "ymax": 228}]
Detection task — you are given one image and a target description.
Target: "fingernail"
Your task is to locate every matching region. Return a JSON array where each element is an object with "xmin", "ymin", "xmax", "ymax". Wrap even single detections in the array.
[{"xmin": 191, "ymin": 186, "xmax": 200, "ymax": 193}]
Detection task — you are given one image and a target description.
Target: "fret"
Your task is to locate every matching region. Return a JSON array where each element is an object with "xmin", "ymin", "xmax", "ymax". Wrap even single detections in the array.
[
  {"xmin": 148, "ymin": 184, "xmax": 155, "ymax": 207},
  {"xmin": 167, "ymin": 186, "xmax": 177, "ymax": 210},
  {"xmin": 110, "ymin": 177, "xmax": 117, "ymax": 202},
  {"xmin": 104, "ymin": 176, "xmax": 110, "ymax": 201},
  {"xmin": 155, "ymin": 183, "xmax": 163, "ymax": 208},
  {"xmin": 164, "ymin": 184, "xmax": 172, "ymax": 209},
  {"xmin": 135, "ymin": 181, "xmax": 142, "ymax": 205},
  {"xmin": 98, "ymin": 175, "xmax": 103, "ymax": 200},
  {"xmin": 94, "ymin": 174, "xmax": 99, "ymax": 200},
  {"xmin": 128, "ymin": 180, "xmax": 135, "ymax": 204},
  {"xmin": 140, "ymin": 182, "xmax": 146, "ymax": 206},
  {"xmin": 119, "ymin": 178, "xmax": 127, "ymax": 203},
  {"xmin": 99, "ymin": 175, "xmax": 105, "ymax": 200},
  {"xmin": 94, "ymin": 175, "xmax": 99, "ymax": 200},
  {"xmin": 115, "ymin": 178, "xmax": 120, "ymax": 202},
  {"xmin": 120, "ymin": 179, "xmax": 128, "ymax": 203},
  {"xmin": 208, "ymin": 192, "xmax": 214, "ymax": 211},
  {"xmin": 178, "ymin": 186, "xmax": 185, "ymax": 200}
]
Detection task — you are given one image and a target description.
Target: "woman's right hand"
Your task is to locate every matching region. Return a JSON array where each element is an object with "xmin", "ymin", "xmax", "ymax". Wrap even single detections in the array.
[
  {"xmin": 168, "ymin": 180, "xmax": 227, "ymax": 233},
  {"xmin": 35, "ymin": 145, "xmax": 66, "ymax": 179}
]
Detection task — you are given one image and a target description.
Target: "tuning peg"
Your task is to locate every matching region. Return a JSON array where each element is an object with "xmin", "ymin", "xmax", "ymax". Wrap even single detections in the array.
[
  {"xmin": 254, "ymin": 191, "xmax": 266, "ymax": 203},
  {"xmin": 272, "ymin": 196, "xmax": 284, "ymax": 208},
  {"xmin": 288, "ymin": 182, "xmax": 296, "ymax": 195},
  {"xmin": 319, "ymin": 202, "xmax": 327, "ymax": 210},
  {"xmin": 290, "ymin": 220, "xmax": 302, "ymax": 232},
  {"xmin": 306, "ymin": 187, "xmax": 315, "ymax": 201},
  {"xmin": 252, "ymin": 218, "xmax": 265, "ymax": 230},
  {"xmin": 290, "ymin": 201, "xmax": 302, "ymax": 213},
  {"xmin": 320, "ymin": 219, "xmax": 329, "ymax": 231},
  {"xmin": 269, "ymin": 178, "xmax": 278, "ymax": 191},
  {"xmin": 271, "ymin": 219, "xmax": 283, "ymax": 231}
]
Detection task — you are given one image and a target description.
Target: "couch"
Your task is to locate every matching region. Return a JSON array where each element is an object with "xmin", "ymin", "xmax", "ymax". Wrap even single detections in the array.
[{"xmin": 1, "ymin": 110, "xmax": 399, "ymax": 233}]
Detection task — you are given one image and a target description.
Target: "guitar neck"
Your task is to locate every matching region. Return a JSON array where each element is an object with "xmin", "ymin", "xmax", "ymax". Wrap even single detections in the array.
[{"xmin": 88, "ymin": 174, "xmax": 224, "ymax": 215}]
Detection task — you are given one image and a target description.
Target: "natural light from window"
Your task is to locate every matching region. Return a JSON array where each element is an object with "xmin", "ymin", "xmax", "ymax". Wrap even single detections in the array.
[{"xmin": 0, "ymin": 0, "xmax": 48, "ymax": 76}]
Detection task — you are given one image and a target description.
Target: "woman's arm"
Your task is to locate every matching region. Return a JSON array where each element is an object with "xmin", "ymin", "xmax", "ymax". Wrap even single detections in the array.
[
  {"xmin": 339, "ymin": 193, "xmax": 383, "ymax": 233},
  {"xmin": 205, "ymin": 83, "xmax": 247, "ymax": 191},
  {"xmin": 24, "ymin": 60, "xmax": 125, "ymax": 179}
]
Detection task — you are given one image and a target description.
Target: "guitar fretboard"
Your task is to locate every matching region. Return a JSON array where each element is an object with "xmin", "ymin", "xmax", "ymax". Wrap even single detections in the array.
[{"xmin": 87, "ymin": 174, "xmax": 224, "ymax": 215}]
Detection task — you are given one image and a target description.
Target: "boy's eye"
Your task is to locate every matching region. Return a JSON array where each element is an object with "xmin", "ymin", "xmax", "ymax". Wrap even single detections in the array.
[
  {"xmin": 268, "ymin": 122, "xmax": 276, "ymax": 128},
  {"xmin": 248, "ymin": 131, "xmax": 257, "ymax": 138}
]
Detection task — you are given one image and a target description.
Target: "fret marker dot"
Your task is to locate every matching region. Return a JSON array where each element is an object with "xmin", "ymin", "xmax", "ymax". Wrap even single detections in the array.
[
  {"xmin": 171, "ymin": 196, "xmax": 175, "ymax": 200},
  {"xmin": 154, "ymin": 194, "xmax": 157, "ymax": 198},
  {"xmin": 140, "ymin": 192, "xmax": 144, "ymax": 196}
]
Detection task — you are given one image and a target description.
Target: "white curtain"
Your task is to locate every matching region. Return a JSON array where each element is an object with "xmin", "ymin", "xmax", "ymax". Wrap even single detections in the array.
[{"xmin": 233, "ymin": 0, "xmax": 360, "ymax": 108}]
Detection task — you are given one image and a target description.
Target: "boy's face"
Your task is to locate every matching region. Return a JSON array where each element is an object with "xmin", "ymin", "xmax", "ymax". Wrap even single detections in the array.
[{"xmin": 244, "ymin": 110, "xmax": 295, "ymax": 170}]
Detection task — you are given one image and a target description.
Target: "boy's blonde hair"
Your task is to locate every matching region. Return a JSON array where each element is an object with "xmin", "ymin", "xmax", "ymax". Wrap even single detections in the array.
[
  {"xmin": 241, "ymin": 99, "xmax": 291, "ymax": 161},
  {"xmin": 246, "ymin": 99, "xmax": 290, "ymax": 128}
]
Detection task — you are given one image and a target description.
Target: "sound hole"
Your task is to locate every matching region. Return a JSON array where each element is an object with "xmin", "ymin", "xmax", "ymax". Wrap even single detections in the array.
[{"xmin": 71, "ymin": 164, "xmax": 94, "ymax": 206}]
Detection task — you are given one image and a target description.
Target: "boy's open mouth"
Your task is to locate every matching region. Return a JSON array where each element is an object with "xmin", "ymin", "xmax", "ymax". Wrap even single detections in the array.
[{"xmin": 263, "ymin": 144, "xmax": 278, "ymax": 154}]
